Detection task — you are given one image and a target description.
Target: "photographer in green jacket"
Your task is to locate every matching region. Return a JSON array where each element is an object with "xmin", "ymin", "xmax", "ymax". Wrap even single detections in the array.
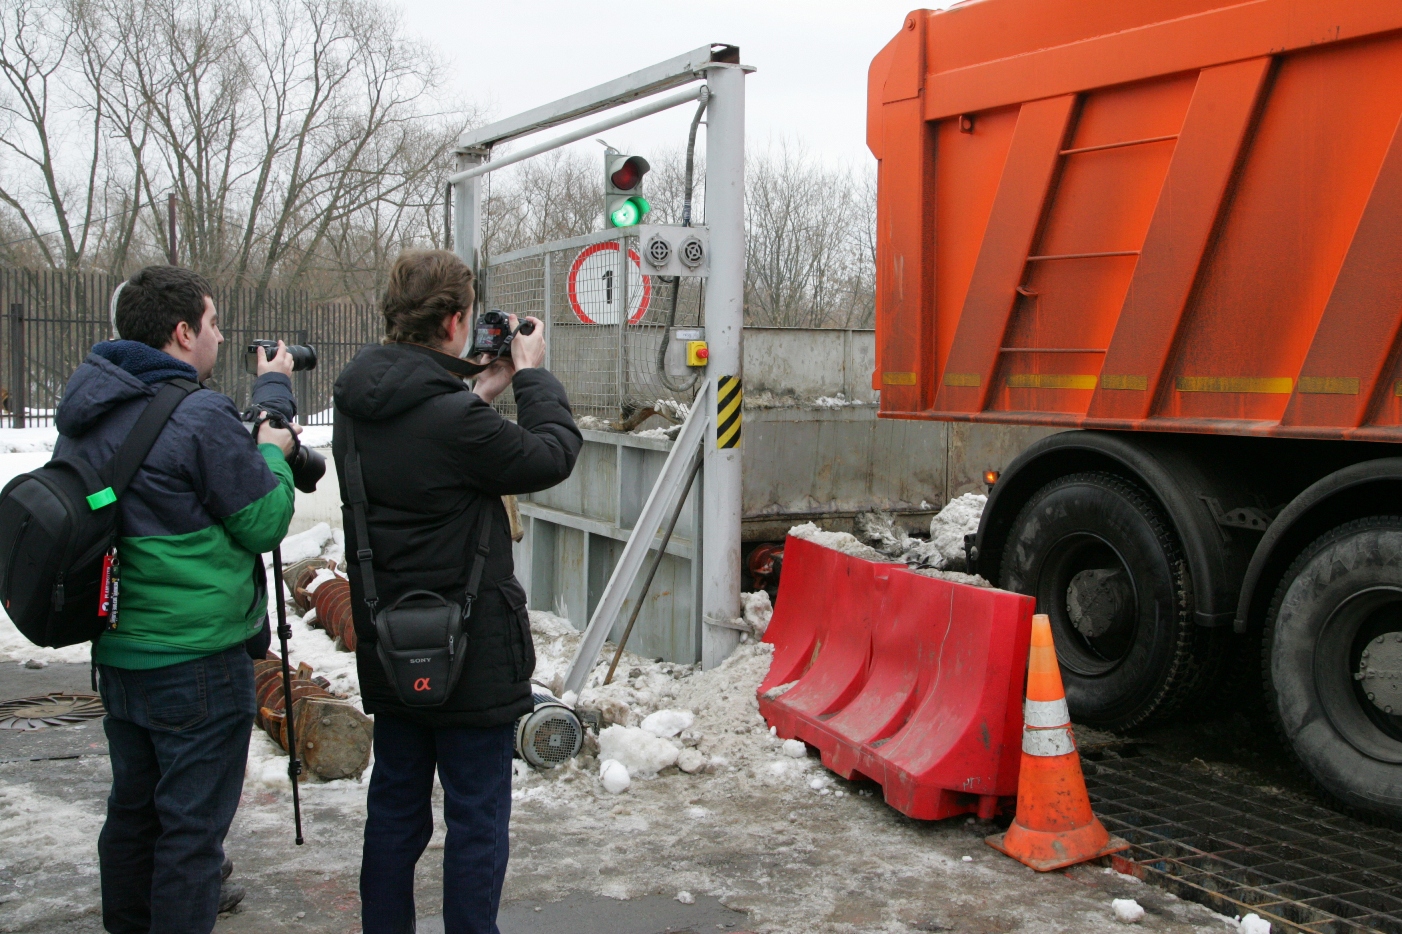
[{"xmin": 54, "ymin": 265, "xmax": 298, "ymax": 934}]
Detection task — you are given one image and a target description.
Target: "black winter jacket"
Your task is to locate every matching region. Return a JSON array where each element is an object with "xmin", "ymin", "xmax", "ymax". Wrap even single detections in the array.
[{"xmin": 332, "ymin": 343, "xmax": 582, "ymax": 728}]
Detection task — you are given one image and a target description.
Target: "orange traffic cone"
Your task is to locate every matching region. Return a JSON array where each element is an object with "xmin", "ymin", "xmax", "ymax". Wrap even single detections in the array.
[{"xmin": 986, "ymin": 613, "xmax": 1128, "ymax": 871}]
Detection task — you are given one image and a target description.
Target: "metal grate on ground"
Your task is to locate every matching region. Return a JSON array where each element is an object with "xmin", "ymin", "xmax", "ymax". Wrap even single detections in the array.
[{"xmin": 1084, "ymin": 751, "xmax": 1402, "ymax": 933}]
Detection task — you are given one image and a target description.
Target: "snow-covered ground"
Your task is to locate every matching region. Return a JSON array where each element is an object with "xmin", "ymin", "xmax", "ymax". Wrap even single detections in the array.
[{"xmin": 0, "ymin": 477, "xmax": 1242, "ymax": 932}]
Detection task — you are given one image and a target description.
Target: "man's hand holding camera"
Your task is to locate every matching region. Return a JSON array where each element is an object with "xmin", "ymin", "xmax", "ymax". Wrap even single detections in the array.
[
  {"xmin": 254, "ymin": 340, "xmax": 302, "ymax": 457},
  {"xmin": 470, "ymin": 314, "xmax": 544, "ymax": 404}
]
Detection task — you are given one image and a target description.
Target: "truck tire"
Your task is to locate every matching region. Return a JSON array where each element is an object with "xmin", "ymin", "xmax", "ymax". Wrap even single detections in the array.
[
  {"xmin": 1264, "ymin": 517, "xmax": 1402, "ymax": 823},
  {"xmin": 999, "ymin": 471, "xmax": 1206, "ymax": 729}
]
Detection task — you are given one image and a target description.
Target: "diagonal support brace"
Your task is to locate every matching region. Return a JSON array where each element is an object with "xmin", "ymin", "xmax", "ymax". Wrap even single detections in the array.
[{"xmin": 561, "ymin": 382, "xmax": 710, "ymax": 698}]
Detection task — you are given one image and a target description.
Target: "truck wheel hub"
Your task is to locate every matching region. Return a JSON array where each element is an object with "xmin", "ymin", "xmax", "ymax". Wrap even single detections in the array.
[
  {"xmin": 1066, "ymin": 567, "xmax": 1133, "ymax": 639},
  {"xmin": 1356, "ymin": 632, "xmax": 1402, "ymax": 714}
]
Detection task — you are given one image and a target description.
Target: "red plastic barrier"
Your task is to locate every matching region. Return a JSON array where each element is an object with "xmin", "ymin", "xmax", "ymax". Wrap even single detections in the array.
[
  {"xmin": 758, "ymin": 535, "xmax": 901, "ymax": 697},
  {"xmin": 759, "ymin": 534, "xmax": 1034, "ymax": 822}
]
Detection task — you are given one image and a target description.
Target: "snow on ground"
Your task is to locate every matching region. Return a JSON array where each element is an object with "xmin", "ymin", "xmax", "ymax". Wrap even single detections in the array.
[
  {"xmin": 0, "ymin": 516, "xmax": 1237, "ymax": 932},
  {"xmin": 0, "ymin": 427, "xmax": 59, "ymax": 453}
]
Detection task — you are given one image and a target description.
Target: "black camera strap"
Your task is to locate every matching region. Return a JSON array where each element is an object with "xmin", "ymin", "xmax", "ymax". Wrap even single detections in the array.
[
  {"xmin": 393, "ymin": 341, "xmax": 491, "ymax": 378},
  {"xmin": 338, "ymin": 410, "xmax": 491, "ymax": 619}
]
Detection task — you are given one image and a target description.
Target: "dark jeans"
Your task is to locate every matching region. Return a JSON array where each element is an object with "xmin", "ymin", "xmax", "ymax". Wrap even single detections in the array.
[
  {"xmin": 361, "ymin": 715, "xmax": 514, "ymax": 934},
  {"xmin": 97, "ymin": 645, "xmax": 256, "ymax": 934}
]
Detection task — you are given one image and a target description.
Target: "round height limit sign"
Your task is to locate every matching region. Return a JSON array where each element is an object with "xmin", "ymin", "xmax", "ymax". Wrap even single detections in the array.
[{"xmin": 567, "ymin": 242, "xmax": 651, "ymax": 325}]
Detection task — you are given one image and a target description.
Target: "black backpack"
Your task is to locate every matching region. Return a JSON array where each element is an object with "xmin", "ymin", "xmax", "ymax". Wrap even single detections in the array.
[{"xmin": 0, "ymin": 378, "xmax": 199, "ymax": 648}]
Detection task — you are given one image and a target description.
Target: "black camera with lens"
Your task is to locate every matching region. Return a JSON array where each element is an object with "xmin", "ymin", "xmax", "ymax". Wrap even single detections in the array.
[
  {"xmin": 242, "ymin": 410, "xmax": 326, "ymax": 494},
  {"xmin": 244, "ymin": 339, "xmax": 318, "ymax": 375},
  {"xmin": 468, "ymin": 310, "xmax": 535, "ymax": 360},
  {"xmin": 239, "ymin": 338, "xmax": 324, "ymax": 493}
]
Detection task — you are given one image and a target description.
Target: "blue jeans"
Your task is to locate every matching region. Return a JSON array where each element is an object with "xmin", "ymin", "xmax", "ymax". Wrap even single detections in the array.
[
  {"xmin": 361, "ymin": 715, "xmax": 514, "ymax": 934},
  {"xmin": 97, "ymin": 645, "xmax": 256, "ymax": 934}
]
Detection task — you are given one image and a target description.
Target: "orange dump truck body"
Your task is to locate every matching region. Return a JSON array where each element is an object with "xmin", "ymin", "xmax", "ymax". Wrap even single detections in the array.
[{"xmin": 869, "ymin": 0, "xmax": 1402, "ymax": 442}]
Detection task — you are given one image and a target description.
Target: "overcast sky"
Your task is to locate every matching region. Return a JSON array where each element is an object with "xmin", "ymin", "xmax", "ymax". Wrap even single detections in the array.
[{"xmin": 396, "ymin": 0, "xmax": 958, "ymax": 171}]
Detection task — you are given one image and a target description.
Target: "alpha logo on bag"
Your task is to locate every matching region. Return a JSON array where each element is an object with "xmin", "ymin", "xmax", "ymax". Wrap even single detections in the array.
[{"xmin": 414, "ymin": 677, "xmax": 431, "ymax": 692}]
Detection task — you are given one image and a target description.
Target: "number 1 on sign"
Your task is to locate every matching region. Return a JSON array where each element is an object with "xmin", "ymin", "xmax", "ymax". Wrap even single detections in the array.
[{"xmin": 566, "ymin": 241, "xmax": 651, "ymax": 325}]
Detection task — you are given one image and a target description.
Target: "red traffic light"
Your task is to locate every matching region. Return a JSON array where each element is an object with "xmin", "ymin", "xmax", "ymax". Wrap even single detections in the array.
[{"xmin": 609, "ymin": 157, "xmax": 647, "ymax": 191}]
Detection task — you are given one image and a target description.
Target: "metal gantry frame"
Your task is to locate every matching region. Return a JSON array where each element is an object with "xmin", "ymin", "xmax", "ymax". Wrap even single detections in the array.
[{"xmin": 449, "ymin": 44, "xmax": 752, "ymax": 682}]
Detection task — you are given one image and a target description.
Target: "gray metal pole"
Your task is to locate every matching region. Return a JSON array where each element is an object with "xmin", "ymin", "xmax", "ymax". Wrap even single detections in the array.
[
  {"xmin": 8, "ymin": 304, "xmax": 23, "ymax": 429},
  {"xmin": 542, "ymin": 254, "xmax": 553, "ymax": 371},
  {"xmin": 616, "ymin": 235, "xmax": 629, "ymax": 410},
  {"xmin": 700, "ymin": 62, "xmax": 747, "ymax": 669},
  {"xmin": 453, "ymin": 147, "xmax": 489, "ymax": 317}
]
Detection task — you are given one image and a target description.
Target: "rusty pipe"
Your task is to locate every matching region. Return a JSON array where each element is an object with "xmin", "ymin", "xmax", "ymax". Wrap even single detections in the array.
[
  {"xmin": 311, "ymin": 577, "xmax": 357, "ymax": 652},
  {"xmin": 253, "ymin": 655, "xmax": 372, "ymax": 780}
]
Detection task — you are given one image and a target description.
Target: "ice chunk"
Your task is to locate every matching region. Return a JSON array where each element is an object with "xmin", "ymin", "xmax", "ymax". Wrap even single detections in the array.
[
  {"xmin": 1112, "ymin": 899, "xmax": 1144, "ymax": 923},
  {"xmin": 786, "ymin": 523, "xmax": 887, "ymax": 561},
  {"xmin": 598, "ymin": 725, "xmax": 679, "ymax": 778},
  {"xmin": 278, "ymin": 522, "xmax": 333, "ymax": 565},
  {"xmin": 675, "ymin": 891, "xmax": 695, "ymax": 905},
  {"xmin": 741, "ymin": 590, "xmax": 773, "ymax": 636},
  {"xmin": 599, "ymin": 759, "xmax": 630, "ymax": 794},
  {"xmin": 677, "ymin": 748, "xmax": 707, "ymax": 774},
  {"xmin": 925, "ymin": 493, "xmax": 985, "ymax": 568},
  {"xmin": 640, "ymin": 709, "xmax": 694, "ymax": 738},
  {"xmin": 782, "ymin": 739, "xmax": 806, "ymax": 758},
  {"xmin": 1238, "ymin": 914, "xmax": 1270, "ymax": 934}
]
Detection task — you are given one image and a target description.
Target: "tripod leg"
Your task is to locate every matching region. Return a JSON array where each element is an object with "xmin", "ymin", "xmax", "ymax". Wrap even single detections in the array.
[{"xmin": 272, "ymin": 546, "xmax": 305, "ymax": 845}]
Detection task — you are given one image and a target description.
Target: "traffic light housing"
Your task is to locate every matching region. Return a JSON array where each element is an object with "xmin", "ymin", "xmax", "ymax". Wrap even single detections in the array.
[{"xmin": 604, "ymin": 153, "xmax": 650, "ymax": 228}]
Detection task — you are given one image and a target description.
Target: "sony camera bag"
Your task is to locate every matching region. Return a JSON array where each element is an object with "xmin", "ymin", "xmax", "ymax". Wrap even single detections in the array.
[
  {"xmin": 0, "ymin": 378, "xmax": 199, "ymax": 647},
  {"xmin": 340, "ymin": 411, "xmax": 490, "ymax": 707}
]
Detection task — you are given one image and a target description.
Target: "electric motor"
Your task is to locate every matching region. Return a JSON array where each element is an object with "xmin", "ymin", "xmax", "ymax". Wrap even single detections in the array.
[{"xmin": 514, "ymin": 690, "xmax": 583, "ymax": 768}]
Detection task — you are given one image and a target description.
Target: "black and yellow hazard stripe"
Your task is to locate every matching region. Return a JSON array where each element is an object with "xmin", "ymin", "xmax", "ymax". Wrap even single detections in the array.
[{"xmin": 716, "ymin": 376, "xmax": 742, "ymax": 449}]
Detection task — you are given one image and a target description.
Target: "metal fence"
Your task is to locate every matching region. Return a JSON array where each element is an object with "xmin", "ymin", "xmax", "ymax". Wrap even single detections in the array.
[
  {"xmin": 0, "ymin": 268, "xmax": 380, "ymax": 427},
  {"xmin": 480, "ymin": 231, "xmax": 705, "ymax": 419},
  {"xmin": 0, "ymin": 241, "xmax": 701, "ymax": 430}
]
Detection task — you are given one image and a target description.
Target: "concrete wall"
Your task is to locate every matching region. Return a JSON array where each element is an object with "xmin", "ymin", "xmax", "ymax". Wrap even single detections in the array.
[{"xmin": 743, "ymin": 327, "xmax": 878, "ymax": 404}]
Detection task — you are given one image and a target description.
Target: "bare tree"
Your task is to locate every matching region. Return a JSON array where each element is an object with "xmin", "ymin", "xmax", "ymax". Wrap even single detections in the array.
[
  {"xmin": 0, "ymin": 0, "xmax": 114, "ymax": 268},
  {"xmin": 744, "ymin": 141, "xmax": 874, "ymax": 329},
  {"xmin": 0, "ymin": 0, "xmax": 466, "ymax": 302}
]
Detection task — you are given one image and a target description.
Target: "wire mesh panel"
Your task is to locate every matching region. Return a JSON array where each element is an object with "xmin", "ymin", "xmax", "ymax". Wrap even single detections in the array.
[{"xmin": 480, "ymin": 235, "xmax": 705, "ymax": 420}]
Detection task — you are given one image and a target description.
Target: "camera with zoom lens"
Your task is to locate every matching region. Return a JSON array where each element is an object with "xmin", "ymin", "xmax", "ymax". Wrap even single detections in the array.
[
  {"xmin": 244, "ymin": 339, "xmax": 318, "ymax": 375},
  {"xmin": 469, "ymin": 310, "xmax": 535, "ymax": 360},
  {"xmin": 242, "ymin": 410, "xmax": 326, "ymax": 494}
]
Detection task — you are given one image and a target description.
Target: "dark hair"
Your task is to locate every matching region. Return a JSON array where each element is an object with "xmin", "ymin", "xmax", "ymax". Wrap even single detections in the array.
[
  {"xmin": 381, "ymin": 250, "xmax": 475, "ymax": 345},
  {"xmin": 115, "ymin": 266, "xmax": 214, "ymax": 349}
]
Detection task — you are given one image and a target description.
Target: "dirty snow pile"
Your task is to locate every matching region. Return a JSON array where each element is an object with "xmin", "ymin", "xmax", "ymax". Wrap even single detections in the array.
[
  {"xmin": 790, "ymin": 492, "xmax": 991, "ymax": 587},
  {"xmin": 506, "ymin": 601, "xmax": 832, "ymax": 809}
]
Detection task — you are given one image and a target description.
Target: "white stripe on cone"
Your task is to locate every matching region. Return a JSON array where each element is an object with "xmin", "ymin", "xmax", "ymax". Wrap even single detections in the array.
[
  {"xmin": 1022, "ymin": 726, "xmax": 1076, "ymax": 758},
  {"xmin": 1024, "ymin": 697, "xmax": 1070, "ymax": 729}
]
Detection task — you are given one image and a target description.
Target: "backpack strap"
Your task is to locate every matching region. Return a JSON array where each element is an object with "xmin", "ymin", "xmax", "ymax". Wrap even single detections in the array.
[
  {"xmin": 339, "ymin": 409, "xmax": 380, "ymax": 612},
  {"xmin": 91, "ymin": 377, "xmax": 200, "ymax": 510}
]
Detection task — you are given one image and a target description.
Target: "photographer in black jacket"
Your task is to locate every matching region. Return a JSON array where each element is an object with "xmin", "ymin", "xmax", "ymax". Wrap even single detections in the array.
[{"xmin": 332, "ymin": 250, "xmax": 581, "ymax": 934}]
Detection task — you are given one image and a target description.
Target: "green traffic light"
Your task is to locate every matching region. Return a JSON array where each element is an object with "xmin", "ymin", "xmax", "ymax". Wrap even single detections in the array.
[
  {"xmin": 610, "ymin": 200, "xmax": 639, "ymax": 227},
  {"xmin": 608, "ymin": 196, "xmax": 651, "ymax": 228}
]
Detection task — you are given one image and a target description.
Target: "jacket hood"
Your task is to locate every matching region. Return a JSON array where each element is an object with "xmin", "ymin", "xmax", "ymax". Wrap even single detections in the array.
[
  {"xmin": 56, "ymin": 340, "xmax": 198, "ymax": 437},
  {"xmin": 333, "ymin": 343, "xmax": 468, "ymax": 421}
]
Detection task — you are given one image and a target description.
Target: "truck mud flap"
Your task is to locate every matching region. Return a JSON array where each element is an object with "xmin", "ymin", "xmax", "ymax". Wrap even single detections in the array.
[{"xmin": 760, "ymin": 535, "xmax": 1034, "ymax": 821}]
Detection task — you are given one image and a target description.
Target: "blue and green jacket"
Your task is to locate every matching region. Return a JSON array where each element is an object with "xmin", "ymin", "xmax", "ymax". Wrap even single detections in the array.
[{"xmin": 53, "ymin": 341, "xmax": 295, "ymax": 669}]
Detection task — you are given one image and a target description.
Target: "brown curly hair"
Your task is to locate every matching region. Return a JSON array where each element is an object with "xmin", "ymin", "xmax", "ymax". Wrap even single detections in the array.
[{"xmin": 381, "ymin": 250, "xmax": 475, "ymax": 345}]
